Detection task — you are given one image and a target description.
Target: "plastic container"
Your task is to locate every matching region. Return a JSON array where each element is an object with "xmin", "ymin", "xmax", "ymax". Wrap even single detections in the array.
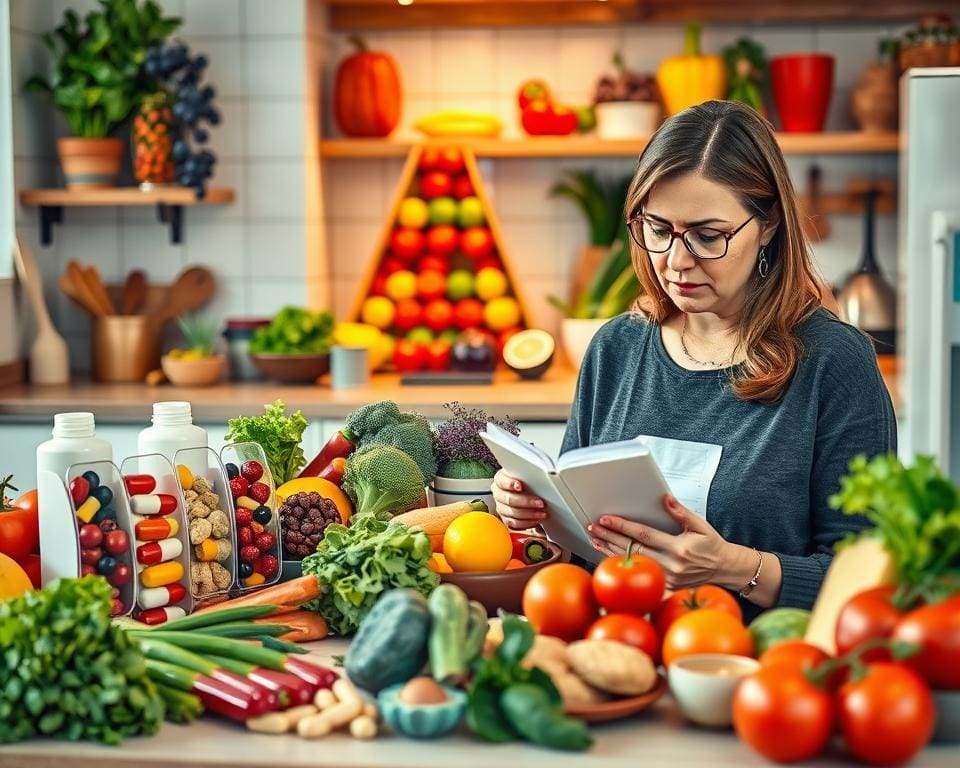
[
  {"xmin": 138, "ymin": 402, "xmax": 208, "ymax": 471},
  {"xmin": 223, "ymin": 318, "xmax": 270, "ymax": 381}
]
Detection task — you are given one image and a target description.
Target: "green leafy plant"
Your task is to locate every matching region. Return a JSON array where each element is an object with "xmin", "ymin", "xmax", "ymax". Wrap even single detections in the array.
[
  {"xmin": 432, "ymin": 401, "xmax": 520, "ymax": 479},
  {"xmin": 225, "ymin": 400, "xmax": 309, "ymax": 485},
  {"xmin": 723, "ymin": 38, "xmax": 768, "ymax": 113},
  {"xmin": 25, "ymin": 0, "xmax": 181, "ymax": 137},
  {"xmin": 549, "ymin": 169, "xmax": 631, "ymax": 247},
  {"xmin": 249, "ymin": 306, "xmax": 335, "ymax": 355},
  {"xmin": 175, "ymin": 313, "xmax": 217, "ymax": 357}
]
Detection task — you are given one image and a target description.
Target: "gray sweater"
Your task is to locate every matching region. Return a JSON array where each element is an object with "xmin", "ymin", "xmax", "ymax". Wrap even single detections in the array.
[{"xmin": 560, "ymin": 308, "xmax": 896, "ymax": 618}]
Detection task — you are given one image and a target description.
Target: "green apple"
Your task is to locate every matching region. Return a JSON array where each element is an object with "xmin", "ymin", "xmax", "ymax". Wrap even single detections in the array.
[
  {"xmin": 446, "ymin": 269, "xmax": 475, "ymax": 301},
  {"xmin": 406, "ymin": 325, "xmax": 434, "ymax": 345},
  {"xmin": 428, "ymin": 197, "xmax": 458, "ymax": 226},
  {"xmin": 439, "ymin": 329, "xmax": 460, "ymax": 345},
  {"xmin": 398, "ymin": 197, "xmax": 429, "ymax": 228},
  {"xmin": 457, "ymin": 196, "xmax": 485, "ymax": 228}
]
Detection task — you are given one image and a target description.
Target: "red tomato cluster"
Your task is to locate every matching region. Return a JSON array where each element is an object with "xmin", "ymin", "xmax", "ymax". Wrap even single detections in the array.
[{"xmin": 0, "ymin": 477, "xmax": 41, "ymax": 588}]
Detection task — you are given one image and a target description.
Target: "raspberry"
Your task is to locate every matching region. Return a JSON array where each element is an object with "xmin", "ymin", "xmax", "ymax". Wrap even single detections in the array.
[
  {"xmin": 238, "ymin": 526, "xmax": 254, "ymax": 547},
  {"xmin": 240, "ymin": 545, "xmax": 261, "ymax": 564},
  {"xmin": 255, "ymin": 532, "xmax": 276, "ymax": 552},
  {"xmin": 256, "ymin": 555, "xmax": 279, "ymax": 577},
  {"xmin": 241, "ymin": 461, "xmax": 264, "ymax": 483},
  {"xmin": 249, "ymin": 482, "xmax": 270, "ymax": 504},
  {"xmin": 229, "ymin": 476, "xmax": 249, "ymax": 499},
  {"xmin": 235, "ymin": 508, "xmax": 253, "ymax": 526}
]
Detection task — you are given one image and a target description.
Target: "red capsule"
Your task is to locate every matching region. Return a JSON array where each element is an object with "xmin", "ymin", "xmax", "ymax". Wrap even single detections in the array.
[
  {"xmin": 130, "ymin": 494, "xmax": 177, "ymax": 516},
  {"xmin": 124, "ymin": 474, "xmax": 157, "ymax": 495},
  {"xmin": 136, "ymin": 606, "xmax": 187, "ymax": 626},
  {"xmin": 136, "ymin": 537, "xmax": 183, "ymax": 565},
  {"xmin": 137, "ymin": 582, "xmax": 187, "ymax": 610}
]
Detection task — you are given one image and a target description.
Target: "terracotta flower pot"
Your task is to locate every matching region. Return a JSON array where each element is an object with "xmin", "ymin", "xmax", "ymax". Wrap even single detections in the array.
[{"xmin": 57, "ymin": 137, "xmax": 124, "ymax": 189}]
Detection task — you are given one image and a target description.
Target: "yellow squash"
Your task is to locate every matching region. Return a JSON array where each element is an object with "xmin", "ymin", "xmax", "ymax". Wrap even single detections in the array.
[
  {"xmin": 393, "ymin": 499, "xmax": 487, "ymax": 553},
  {"xmin": 656, "ymin": 23, "xmax": 727, "ymax": 116}
]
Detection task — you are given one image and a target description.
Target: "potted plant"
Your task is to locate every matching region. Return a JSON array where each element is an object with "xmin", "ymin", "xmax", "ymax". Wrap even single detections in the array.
[
  {"xmin": 723, "ymin": 38, "xmax": 768, "ymax": 115},
  {"xmin": 548, "ymin": 170, "xmax": 640, "ymax": 367},
  {"xmin": 430, "ymin": 402, "xmax": 520, "ymax": 512},
  {"xmin": 161, "ymin": 314, "xmax": 225, "ymax": 387},
  {"xmin": 592, "ymin": 52, "xmax": 660, "ymax": 140},
  {"xmin": 26, "ymin": 0, "xmax": 180, "ymax": 188}
]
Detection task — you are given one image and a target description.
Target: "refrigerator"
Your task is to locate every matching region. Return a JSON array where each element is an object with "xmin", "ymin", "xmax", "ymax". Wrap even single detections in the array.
[{"xmin": 899, "ymin": 68, "xmax": 960, "ymax": 481}]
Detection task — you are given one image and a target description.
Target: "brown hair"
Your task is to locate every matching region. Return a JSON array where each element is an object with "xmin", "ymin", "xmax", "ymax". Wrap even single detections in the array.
[{"xmin": 625, "ymin": 100, "xmax": 823, "ymax": 403}]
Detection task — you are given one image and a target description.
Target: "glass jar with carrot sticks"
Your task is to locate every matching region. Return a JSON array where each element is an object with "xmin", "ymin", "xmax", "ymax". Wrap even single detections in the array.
[{"xmin": 133, "ymin": 92, "xmax": 176, "ymax": 189}]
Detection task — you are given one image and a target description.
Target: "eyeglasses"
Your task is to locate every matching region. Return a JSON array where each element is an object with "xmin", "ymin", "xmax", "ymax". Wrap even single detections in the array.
[{"xmin": 627, "ymin": 212, "xmax": 756, "ymax": 260}]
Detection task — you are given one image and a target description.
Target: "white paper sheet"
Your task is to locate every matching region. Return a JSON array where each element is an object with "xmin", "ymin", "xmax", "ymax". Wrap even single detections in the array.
[{"xmin": 632, "ymin": 434, "xmax": 723, "ymax": 520}]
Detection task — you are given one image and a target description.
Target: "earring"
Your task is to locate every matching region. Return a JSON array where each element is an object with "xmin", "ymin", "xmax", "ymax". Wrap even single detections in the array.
[{"xmin": 758, "ymin": 246, "xmax": 769, "ymax": 278}]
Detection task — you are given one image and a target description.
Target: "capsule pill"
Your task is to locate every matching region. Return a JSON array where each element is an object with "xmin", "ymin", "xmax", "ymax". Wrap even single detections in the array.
[
  {"xmin": 124, "ymin": 474, "xmax": 157, "ymax": 495},
  {"xmin": 140, "ymin": 560, "xmax": 184, "ymax": 588},
  {"xmin": 134, "ymin": 516, "xmax": 179, "ymax": 541},
  {"xmin": 130, "ymin": 494, "xmax": 177, "ymax": 516},
  {"xmin": 76, "ymin": 496, "xmax": 101, "ymax": 523},
  {"xmin": 136, "ymin": 606, "xmax": 187, "ymax": 626},
  {"xmin": 136, "ymin": 537, "xmax": 183, "ymax": 565},
  {"xmin": 137, "ymin": 582, "xmax": 187, "ymax": 610}
]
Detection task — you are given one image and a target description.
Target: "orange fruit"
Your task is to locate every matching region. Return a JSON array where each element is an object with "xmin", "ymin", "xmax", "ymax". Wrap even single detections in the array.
[
  {"xmin": 443, "ymin": 511, "xmax": 512, "ymax": 572},
  {"xmin": 662, "ymin": 608, "xmax": 754, "ymax": 667},
  {"xmin": 483, "ymin": 297, "xmax": 521, "ymax": 332},
  {"xmin": 0, "ymin": 553, "xmax": 33, "ymax": 600},
  {"xmin": 361, "ymin": 296, "xmax": 396, "ymax": 330},
  {"xmin": 385, "ymin": 271, "xmax": 418, "ymax": 301}
]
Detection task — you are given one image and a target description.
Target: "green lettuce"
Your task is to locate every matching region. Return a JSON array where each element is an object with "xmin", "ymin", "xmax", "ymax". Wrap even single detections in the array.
[{"xmin": 225, "ymin": 399, "xmax": 308, "ymax": 485}]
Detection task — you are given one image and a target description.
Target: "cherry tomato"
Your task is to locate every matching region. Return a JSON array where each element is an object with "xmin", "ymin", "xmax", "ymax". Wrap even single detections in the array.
[
  {"xmin": 587, "ymin": 613, "xmax": 660, "ymax": 663},
  {"xmin": 892, "ymin": 595, "xmax": 960, "ymax": 690},
  {"xmin": 392, "ymin": 339, "xmax": 427, "ymax": 373},
  {"xmin": 662, "ymin": 609, "xmax": 753, "ymax": 667},
  {"xmin": 652, "ymin": 585, "xmax": 742, "ymax": 638},
  {"xmin": 592, "ymin": 548, "xmax": 665, "ymax": 616},
  {"xmin": 838, "ymin": 663, "xmax": 935, "ymax": 766},
  {"xmin": 18, "ymin": 553, "xmax": 41, "ymax": 589},
  {"xmin": 522, "ymin": 563, "xmax": 598, "ymax": 642},
  {"xmin": 0, "ymin": 488, "xmax": 40, "ymax": 562},
  {"xmin": 835, "ymin": 586, "xmax": 900, "ymax": 661},
  {"xmin": 78, "ymin": 523, "xmax": 103, "ymax": 549},
  {"xmin": 733, "ymin": 665, "xmax": 834, "ymax": 763}
]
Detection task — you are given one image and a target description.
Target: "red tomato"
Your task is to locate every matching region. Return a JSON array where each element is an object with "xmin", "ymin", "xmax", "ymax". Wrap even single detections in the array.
[
  {"xmin": 662, "ymin": 609, "xmax": 754, "ymax": 667},
  {"xmin": 587, "ymin": 613, "xmax": 660, "ymax": 663},
  {"xmin": 392, "ymin": 339, "xmax": 427, "ymax": 373},
  {"xmin": 369, "ymin": 273, "xmax": 388, "ymax": 297},
  {"xmin": 733, "ymin": 666, "xmax": 834, "ymax": 763},
  {"xmin": 18, "ymin": 553, "xmax": 41, "ymax": 589},
  {"xmin": 592, "ymin": 549, "xmax": 665, "ymax": 616},
  {"xmin": 520, "ymin": 99, "xmax": 578, "ymax": 136},
  {"xmin": 517, "ymin": 78, "xmax": 551, "ymax": 111},
  {"xmin": 835, "ymin": 586, "xmax": 900, "ymax": 661},
  {"xmin": 452, "ymin": 175, "xmax": 474, "ymax": 200},
  {"xmin": 652, "ymin": 585, "xmax": 742, "ymax": 637},
  {"xmin": 418, "ymin": 147, "xmax": 441, "ymax": 172},
  {"xmin": 419, "ymin": 171, "xmax": 453, "ymax": 200},
  {"xmin": 423, "ymin": 299, "xmax": 454, "ymax": 333},
  {"xmin": 424, "ymin": 340, "xmax": 451, "ymax": 371},
  {"xmin": 522, "ymin": 563, "xmax": 598, "ymax": 641},
  {"xmin": 380, "ymin": 256, "xmax": 408, "ymax": 274},
  {"xmin": 460, "ymin": 226, "xmax": 494, "ymax": 260},
  {"xmin": 892, "ymin": 595, "xmax": 960, "ymax": 690},
  {"xmin": 437, "ymin": 148, "xmax": 465, "ymax": 175},
  {"xmin": 0, "ymin": 488, "xmax": 40, "ymax": 562},
  {"xmin": 390, "ymin": 228, "xmax": 425, "ymax": 261},
  {"xmin": 838, "ymin": 663, "xmax": 935, "ymax": 766},
  {"xmin": 425, "ymin": 225, "xmax": 460, "ymax": 256},
  {"xmin": 416, "ymin": 270, "xmax": 447, "ymax": 301},
  {"xmin": 759, "ymin": 640, "xmax": 831, "ymax": 673},
  {"xmin": 418, "ymin": 255, "xmax": 449, "ymax": 274},
  {"xmin": 453, "ymin": 299, "xmax": 485, "ymax": 330}
]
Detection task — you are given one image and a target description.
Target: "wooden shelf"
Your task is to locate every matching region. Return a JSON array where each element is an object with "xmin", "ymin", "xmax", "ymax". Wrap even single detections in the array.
[
  {"xmin": 18, "ymin": 186, "xmax": 235, "ymax": 245},
  {"xmin": 321, "ymin": 132, "xmax": 900, "ymax": 159}
]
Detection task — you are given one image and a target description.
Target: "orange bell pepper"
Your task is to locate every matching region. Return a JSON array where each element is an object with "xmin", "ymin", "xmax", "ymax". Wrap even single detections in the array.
[{"xmin": 656, "ymin": 23, "xmax": 727, "ymax": 116}]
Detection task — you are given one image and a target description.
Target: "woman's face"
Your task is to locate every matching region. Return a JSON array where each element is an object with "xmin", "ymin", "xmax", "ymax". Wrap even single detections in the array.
[{"xmin": 641, "ymin": 171, "xmax": 776, "ymax": 318}]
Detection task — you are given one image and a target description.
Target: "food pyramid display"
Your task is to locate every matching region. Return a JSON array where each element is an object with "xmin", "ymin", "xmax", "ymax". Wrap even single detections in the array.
[{"xmin": 351, "ymin": 146, "xmax": 531, "ymax": 373}]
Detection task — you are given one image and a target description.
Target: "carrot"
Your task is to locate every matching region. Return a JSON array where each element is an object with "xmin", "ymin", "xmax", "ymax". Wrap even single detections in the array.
[
  {"xmin": 255, "ymin": 610, "xmax": 329, "ymax": 643},
  {"xmin": 192, "ymin": 575, "xmax": 321, "ymax": 616}
]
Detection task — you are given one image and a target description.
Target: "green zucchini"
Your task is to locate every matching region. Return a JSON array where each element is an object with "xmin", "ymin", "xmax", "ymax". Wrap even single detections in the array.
[
  {"xmin": 429, "ymin": 584, "xmax": 469, "ymax": 684},
  {"xmin": 463, "ymin": 600, "xmax": 489, "ymax": 665}
]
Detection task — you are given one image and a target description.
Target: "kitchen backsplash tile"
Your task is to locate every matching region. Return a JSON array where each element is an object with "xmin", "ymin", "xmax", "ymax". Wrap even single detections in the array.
[
  {"xmin": 183, "ymin": 223, "xmax": 247, "ymax": 278},
  {"xmin": 246, "ymin": 98, "xmax": 304, "ymax": 158},
  {"xmin": 120, "ymin": 226, "xmax": 186, "ymax": 281},
  {"xmin": 247, "ymin": 223, "xmax": 308, "ymax": 278},
  {"xmin": 246, "ymin": 38, "xmax": 307, "ymax": 98},
  {"xmin": 58, "ymin": 224, "xmax": 123, "ymax": 280},
  {"xmin": 494, "ymin": 29, "xmax": 560, "ymax": 98},
  {"xmin": 325, "ymin": 160, "xmax": 388, "ymax": 221},
  {"xmin": 191, "ymin": 37, "xmax": 248, "ymax": 98},
  {"xmin": 243, "ymin": 0, "xmax": 305, "ymax": 37},
  {"xmin": 181, "ymin": 0, "xmax": 242, "ymax": 38},
  {"xmin": 436, "ymin": 30, "xmax": 497, "ymax": 96},
  {"xmin": 210, "ymin": 97, "xmax": 248, "ymax": 159},
  {"xmin": 248, "ymin": 159, "xmax": 307, "ymax": 219},
  {"xmin": 247, "ymin": 277, "xmax": 308, "ymax": 314}
]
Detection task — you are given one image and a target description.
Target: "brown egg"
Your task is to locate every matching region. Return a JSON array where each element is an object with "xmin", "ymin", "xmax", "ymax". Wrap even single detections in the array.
[{"xmin": 398, "ymin": 677, "xmax": 448, "ymax": 706}]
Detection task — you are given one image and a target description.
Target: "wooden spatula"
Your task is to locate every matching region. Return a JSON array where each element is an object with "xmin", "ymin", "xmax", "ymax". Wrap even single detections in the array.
[
  {"xmin": 64, "ymin": 260, "xmax": 109, "ymax": 317},
  {"xmin": 150, "ymin": 266, "xmax": 216, "ymax": 328},
  {"xmin": 14, "ymin": 238, "xmax": 70, "ymax": 384},
  {"xmin": 121, "ymin": 269, "xmax": 148, "ymax": 315},
  {"xmin": 83, "ymin": 265, "xmax": 116, "ymax": 315}
]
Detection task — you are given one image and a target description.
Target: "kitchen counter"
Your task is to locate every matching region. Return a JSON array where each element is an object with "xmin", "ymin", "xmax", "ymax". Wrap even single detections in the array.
[{"xmin": 1, "ymin": 638, "xmax": 956, "ymax": 768}]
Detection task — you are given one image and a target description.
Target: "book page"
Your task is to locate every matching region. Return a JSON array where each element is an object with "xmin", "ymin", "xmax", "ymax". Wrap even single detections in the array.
[
  {"xmin": 631, "ymin": 434, "xmax": 723, "ymax": 518},
  {"xmin": 483, "ymin": 422, "xmax": 555, "ymax": 472},
  {"xmin": 556, "ymin": 439, "xmax": 651, "ymax": 471}
]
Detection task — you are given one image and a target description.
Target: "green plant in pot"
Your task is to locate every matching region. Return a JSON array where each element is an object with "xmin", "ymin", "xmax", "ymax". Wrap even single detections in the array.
[
  {"xmin": 26, "ymin": 0, "xmax": 181, "ymax": 188},
  {"xmin": 430, "ymin": 402, "xmax": 520, "ymax": 511},
  {"xmin": 548, "ymin": 169, "xmax": 639, "ymax": 367}
]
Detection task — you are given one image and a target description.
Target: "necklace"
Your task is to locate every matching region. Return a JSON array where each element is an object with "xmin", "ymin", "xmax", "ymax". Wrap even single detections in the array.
[{"xmin": 680, "ymin": 314, "xmax": 735, "ymax": 368}]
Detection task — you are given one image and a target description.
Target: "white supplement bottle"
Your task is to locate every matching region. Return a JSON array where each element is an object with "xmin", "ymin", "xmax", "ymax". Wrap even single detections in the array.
[
  {"xmin": 36, "ymin": 412, "xmax": 114, "ymax": 482},
  {"xmin": 138, "ymin": 401, "xmax": 208, "ymax": 466}
]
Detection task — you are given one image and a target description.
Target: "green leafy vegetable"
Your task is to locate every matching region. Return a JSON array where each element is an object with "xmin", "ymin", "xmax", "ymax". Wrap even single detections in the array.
[
  {"xmin": 0, "ymin": 576, "xmax": 164, "ymax": 744},
  {"xmin": 225, "ymin": 399, "xmax": 308, "ymax": 485},
  {"xmin": 342, "ymin": 445, "xmax": 427, "ymax": 519},
  {"xmin": 301, "ymin": 515, "xmax": 438, "ymax": 636},
  {"xmin": 830, "ymin": 453, "xmax": 960, "ymax": 604},
  {"xmin": 249, "ymin": 306, "xmax": 335, "ymax": 355}
]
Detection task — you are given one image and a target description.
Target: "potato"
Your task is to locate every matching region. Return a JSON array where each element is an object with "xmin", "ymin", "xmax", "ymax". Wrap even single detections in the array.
[
  {"xmin": 552, "ymin": 670, "xmax": 610, "ymax": 707},
  {"xmin": 521, "ymin": 634, "xmax": 569, "ymax": 671},
  {"xmin": 566, "ymin": 639, "xmax": 657, "ymax": 696}
]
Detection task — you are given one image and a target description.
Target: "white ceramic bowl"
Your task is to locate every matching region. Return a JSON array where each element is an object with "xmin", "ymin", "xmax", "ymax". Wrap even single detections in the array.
[
  {"xmin": 561, "ymin": 318, "xmax": 609, "ymax": 369},
  {"xmin": 595, "ymin": 101, "xmax": 661, "ymax": 140},
  {"xmin": 668, "ymin": 654, "xmax": 760, "ymax": 728},
  {"xmin": 428, "ymin": 475, "xmax": 495, "ymax": 516}
]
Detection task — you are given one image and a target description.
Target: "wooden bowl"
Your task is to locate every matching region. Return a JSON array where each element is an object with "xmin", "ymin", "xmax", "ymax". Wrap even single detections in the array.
[
  {"xmin": 250, "ymin": 353, "xmax": 330, "ymax": 384},
  {"xmin": 565, "ymin": 674, "xmax": 667, "ymax": 723},
  {"xmin": 160, "ymin": 354, "xmax": 225, "ymax": 386},
  {"xmin": 440, "ymin": 540, "xmax": 565, "ymax": 615}
]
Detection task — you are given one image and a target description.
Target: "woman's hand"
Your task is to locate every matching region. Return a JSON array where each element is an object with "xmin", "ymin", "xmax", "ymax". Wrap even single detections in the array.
[
  {"xmin": 492, "ymin": 469, "xmax": 548, "ymax": 530},
  {"xmin": 588, "ymin": 494, "xmax": 741, "ymax": 589}
]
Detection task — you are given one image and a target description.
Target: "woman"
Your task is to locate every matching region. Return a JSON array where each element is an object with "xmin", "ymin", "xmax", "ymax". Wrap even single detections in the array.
[{"xmin": 493, "ymin": 101, "xmax": 895, "ymax": 619}]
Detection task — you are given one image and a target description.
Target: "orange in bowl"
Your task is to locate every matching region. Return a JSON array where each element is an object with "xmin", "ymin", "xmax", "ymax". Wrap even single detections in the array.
[{"xmin": 443, "ymin": 511, "xmax": 512, "ymax": 572}]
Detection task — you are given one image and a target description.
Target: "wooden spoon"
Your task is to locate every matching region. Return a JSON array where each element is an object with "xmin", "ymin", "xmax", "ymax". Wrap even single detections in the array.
[
  {"xmin": 65, "ymin": 260, "xmax": 108, "ymax": 317},
  {"xmin": 121, "ymin": 269, "xmax": 148, "ymax": 315},
  {"xmin": 150, "ymin": 266, "xmax": 216, "ymax": 328},
  {"xmin": 14, "ymin": 239, "xmax": 70, "ymax": 384},
  {"xmin": 83, "ymin": 264, "xmax": 116, "ymax": 315}
]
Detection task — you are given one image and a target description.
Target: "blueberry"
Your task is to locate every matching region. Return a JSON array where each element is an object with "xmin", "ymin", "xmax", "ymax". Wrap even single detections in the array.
[
  {"xmin": 82, "ymin": 470, "xmax": 100, "ymax": 492},
  {"xmin": 93, "ymin": 485, "xmax": 113, "ymax": 508},
  {"xmin": 193, "ymin": 128, "xmax": 209, "ymax": 144},
  {"xmin": 225, "ymin": 463, "xmax": 239, "ymax": 479},
  {"xmin": 97, "ymin": 556, "xmax": 118, "ymax": 576},
  {"xmin": 253, "ymin": 506, "xmax": 272, "ymax": 525},
  {"xmin": 239, "ymin": 561, "xmax": 254, "ymax": 578},
  {"xmin": 92, "ymin": 506, "xmax": 117, "ymax": 524}
]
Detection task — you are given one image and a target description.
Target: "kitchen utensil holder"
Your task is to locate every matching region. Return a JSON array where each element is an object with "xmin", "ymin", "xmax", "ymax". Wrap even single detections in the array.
[{"xmin": 92, "ymin": 315, "xmax": 160, "ymax": 383}]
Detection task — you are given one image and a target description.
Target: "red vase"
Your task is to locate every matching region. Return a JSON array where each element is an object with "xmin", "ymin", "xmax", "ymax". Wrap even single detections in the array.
[{"xmin": 770, "ymin": 54, "xmax": 835, "ymax": 132}]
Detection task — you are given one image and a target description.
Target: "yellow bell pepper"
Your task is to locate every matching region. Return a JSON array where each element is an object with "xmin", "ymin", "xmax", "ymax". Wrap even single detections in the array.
[{"xmin": 656, "ymin": 23, "xmax": 727, "ymax": 116}]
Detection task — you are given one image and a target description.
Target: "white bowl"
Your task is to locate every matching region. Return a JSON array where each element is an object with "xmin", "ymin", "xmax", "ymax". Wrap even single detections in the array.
[
  {"xmin": 668, "ymin": 654, "xmax": 760, "ymax": 728},
  {"xmin": 561, "ymin": 318, "xmax": 609, "ymax": 369},
  {"xmin": 428, "ymin": 475, "xmax": 495, "ymax": 515},
  {"xmin": 595, "ymin": 101, "xmax": 661, "ymax": 140}
]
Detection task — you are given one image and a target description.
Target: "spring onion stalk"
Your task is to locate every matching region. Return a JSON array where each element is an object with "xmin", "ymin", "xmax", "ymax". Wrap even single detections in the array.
[
  {"xmin": 205, "ymin": 654, "xmax": 314, "ymax": 707},
  {"xmin": 153, "ymin": 682, "xmax": 203, "ymax": 724},
  {"xmin": 145, "ymin": 659, "xmax": 261, "ymax": 723},
  {"xmin": 139, "ymin": 631, "xmax": 291, "ymax": 670},
  {"xmin": 144, "ymin": 604, "xmax": 280, "ymax": 632},
  {"xmin": 188, "ymin": 622, "xmax": 293, "ymax": 639},
  {"xmin": 258, "ymin": 635, "xmax": 310, "ymax": 654}
]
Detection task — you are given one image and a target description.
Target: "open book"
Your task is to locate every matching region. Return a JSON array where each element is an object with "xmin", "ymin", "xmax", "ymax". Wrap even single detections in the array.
[{"xmin": 480, "ymin": 423, "xmax": 679, "ymax": 564}]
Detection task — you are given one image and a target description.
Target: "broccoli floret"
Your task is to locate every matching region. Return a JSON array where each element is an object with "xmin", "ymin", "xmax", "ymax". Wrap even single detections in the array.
[
  {"xmin": 343, "ymin": 445, "xmax": 426, "ymax": 519},
  {"xmin": 360, "ymin": 413, "xmax": 437, "ymax": 484},
  {"xmin": 344, "ymin": 400, "xmax": 403, "ymax": 440},
  {"xmin": 440, "ymin": 459, "xmax": 496, "ymax": 480}
]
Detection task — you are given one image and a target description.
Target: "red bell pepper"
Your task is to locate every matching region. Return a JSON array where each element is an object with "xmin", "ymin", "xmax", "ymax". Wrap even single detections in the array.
[
  {"xmin": 299, "ymin": 429, "xmax": 357, "ymax": 478},
  {"xmin": 521, "ymin": 100, "xmax": 578, "ymax": 136},
  {"xmin": 318, "ymin": 457, "xmax": 347, "ymax": 487},
  {"xmin": 510, "ymin": 532, "xmax": 551, "ymax": 564}
]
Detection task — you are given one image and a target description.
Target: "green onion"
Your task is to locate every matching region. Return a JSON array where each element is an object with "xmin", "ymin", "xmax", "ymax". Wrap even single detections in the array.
[
  {"xmin": 204, "ymin": 654, "xmax": 253, "ymax": 675},
  {"xmin": 153, "ymin": 682, "xmax": 203, "ymax": 724},
  {"xmin": 189, "ymin": 622, "xmax": 292, "ymax": 639},
  {"xmin": 138, "ymin": 631, "xmax": 289, "ymax": 671},
  {"xmin": 137, "ymin": 636, "xmax": 219, "ymax": 676},
  {"xmin": 148, "ymin": 605, "xmax": 279, "ymax": 632},
  {"xmin": 259, "ymin": 636, "xmax": 309, "ymax": 655},
  {"xmin": 145, "ymin": 659, "xmax": 196, "ymax": 692}
]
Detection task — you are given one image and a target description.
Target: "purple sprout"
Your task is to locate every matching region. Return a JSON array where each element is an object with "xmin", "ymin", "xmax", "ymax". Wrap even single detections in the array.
[{"xmin": 432, "ymin": 402, "xmax": 520, "ymax": 479}]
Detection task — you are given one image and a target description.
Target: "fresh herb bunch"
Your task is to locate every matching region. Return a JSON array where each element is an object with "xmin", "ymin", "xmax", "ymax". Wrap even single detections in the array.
[
  {"xmin": 830, "ymin": 453, "xmax": 960, "ymax": 605},
  {"xmin": 249, "ymin": 306, "xmax": 335, "ymax": 356},
  {"xmin": 723, "ymin": 37, "xmax": 768, "ymax": 113},
  {"xmin": 0, "ymin": 576, "xmax": 164, "ymax": 744},
  {"xmin": 225, "ymin": 400, "xmax": 308, "ymax": 485},
  {"xmin": 432, "ymin": 402, "xmax": 520, "ymax": 479},
  {"xmin": 301, "ymin": 515, "xmax": 438, "ymax": 636}
]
